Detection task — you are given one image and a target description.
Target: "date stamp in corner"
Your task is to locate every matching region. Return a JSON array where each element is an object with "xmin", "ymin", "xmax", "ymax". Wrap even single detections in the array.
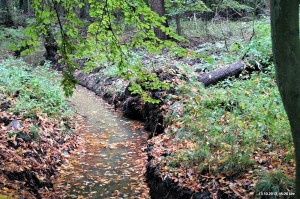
[{"xmin": 258, "ymin": 192, "xmax": 295, "ymax": 197}]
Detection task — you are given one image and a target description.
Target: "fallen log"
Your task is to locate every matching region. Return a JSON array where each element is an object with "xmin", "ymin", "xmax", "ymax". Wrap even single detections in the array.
[{"xmin": 197, "ymin": 61, "xmax": 245, "ymax": 86}]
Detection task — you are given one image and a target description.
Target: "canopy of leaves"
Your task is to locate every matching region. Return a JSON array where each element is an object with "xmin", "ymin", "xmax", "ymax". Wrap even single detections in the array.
[{"xmin": 22, "ymin": 0, "xmax": 186, "ymax": 99}]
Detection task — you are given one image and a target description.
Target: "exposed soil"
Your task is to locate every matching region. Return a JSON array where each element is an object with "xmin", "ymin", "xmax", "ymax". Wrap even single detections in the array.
[{"xmin": 146, "ymin": 163, "xmax": 211, "ymax": 199}]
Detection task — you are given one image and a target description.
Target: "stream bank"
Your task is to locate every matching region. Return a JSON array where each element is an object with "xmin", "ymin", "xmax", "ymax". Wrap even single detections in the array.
[
  {"xmin": 73, "ymin": 66, "xmax": 208, "ymax": 199},
  {"xmin": 73, "ymin": 68, "xmax": 174, "ymax": 136}
]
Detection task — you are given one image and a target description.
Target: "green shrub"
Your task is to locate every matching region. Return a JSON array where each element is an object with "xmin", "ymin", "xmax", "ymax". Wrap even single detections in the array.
[
  {"xmin": 0, "ymin": 27, "xmax": 25, "ymax": 52},
  {"xmin": 0, "ymin": 59, "xmax": 72, "ymax": 118},
  {"xmin": 216, "ymin": 152, "xmax": 254, "ymax": 176},
  {"xmin": 255, "ymin": 170, "xmax": 295, "ymax": 198},
  {"xmin": 166, "ymin": 71, "xmax": 292, "ymax": 175},
  {"xmin": 240, "ymin": 19, "xmax": 273, "ymax": 67}
]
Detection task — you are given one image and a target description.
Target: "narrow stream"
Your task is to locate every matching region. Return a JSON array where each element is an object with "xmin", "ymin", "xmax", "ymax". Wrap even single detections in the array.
[{"xmin": 55, "ymin": 85, "xmax": 150, "ymax": 198}]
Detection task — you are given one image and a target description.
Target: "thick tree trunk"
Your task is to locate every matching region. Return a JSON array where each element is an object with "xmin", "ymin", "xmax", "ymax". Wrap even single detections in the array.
[
  {"xmin": 271, "ymin": 0, "xmax": 300, "ymax": 196},
  {"xmin": 150, "ymin": 0, "xmax": 168, "ymax": 40},
  {"xmin": 197, "ymin": 61, "xmax": 244, "ymax": 86}
]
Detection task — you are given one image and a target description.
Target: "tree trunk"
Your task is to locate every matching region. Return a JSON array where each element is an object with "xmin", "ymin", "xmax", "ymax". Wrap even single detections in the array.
[
  {"xmin": 19, "ymin": 0, "xmax": 23, "ymax": 10},
  {"xmin": 271, "ymin": 0, "xmax": 300, "ymax": 196},
  {"xmin": 75, "ymin": 4, "xmax": 81, "ymax": 18},
  {"xmin": 265, "ymin": 0, "xmax": 270, "ymax": 14},
  {"xmin": 0, "ymin": 0, "xmax": 14, "ymax": 26},
  {"xmin": 27, "ymin": 0, "xmax": 31, "ymax": 15},
  {"xmin": 150, "ymin": 0, "xmax": 168, "ymax": 40},
  {"xmin": 44, "ymin": 27, "xmax": 59, "ymax": 64},
  {"xmin": 18, "ymin": 0, "xmax": 30, "ymax": 15},
  {"xmin": 80, "ymin": 0, "xmax": 89, "ymax": 19},
  {"xmin": 175, "ymin": 14, "xmax": 182, "ymax": 36},
  {"xmin": 197, "ymin": 61, "xmax": 244, "ymax": 86}
]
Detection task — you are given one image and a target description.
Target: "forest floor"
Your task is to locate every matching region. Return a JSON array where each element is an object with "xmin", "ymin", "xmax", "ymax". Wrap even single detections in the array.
[
  {"xmin": 142, "ymin": 20, "xmax": 296, "ymax": 197},
  {"xmin": 75, "ymin": 45, "xmax": 296, "ymax": 198},
  {"xmin": 0, "ymin": 57, "xmax": 78, "ymax": 198},
  {"xmin": 0, "ymin": 17, "xmax": 297, "ymax": 198},
  {"xmin": 79, "ymin": 18, "xmax": 295, "ymax": 197}
]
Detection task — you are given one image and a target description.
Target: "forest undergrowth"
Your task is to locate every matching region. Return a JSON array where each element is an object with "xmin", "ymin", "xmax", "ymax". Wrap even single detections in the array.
[
  {"xmin": 0, "ymin": 58, "xmax": 78, "ymax": 198},
  {"xmin": 0, "ymin": 15, "xmax": 296, "ymax": 198},
  {"xmin": 146, "ymin": 18, "xmax": 295, "ymax": 197}
]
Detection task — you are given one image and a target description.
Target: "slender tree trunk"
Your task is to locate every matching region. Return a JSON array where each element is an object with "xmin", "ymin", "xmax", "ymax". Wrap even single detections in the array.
[
  {"xmin": 265, "ymin": 0, "xmax": 270, "ymax": 14},
  {"xmin": 27, "ymin": 0, "xmax": 31, "ymax": 15},
  {"xmin": 22, "ymin": 0, "xmax": 29, "ymax": 14},
  {"xmin": 19, "ymin": 0, "xmax": 23, "ymax": 10},
  {"xmin": 75, "ymin": 4, "xmax": 81, "ymax": 18},
  {"xmin": 271, "ymin": 0, "xmax": 300, "ymax": 196},
  {"xmin": 44, "ymin": 27, "xmax": 59, "ymax": 64},
  {"xmin": 150, "ymin": 0, "xmax": 168, "ymax": 40},
  {"xmin": 80, "ymin": 0, "xmax": 89, "ymax": 19},
  {"xmin": 56, "ymin": 2, "xmax": 64, "ymax": 16},
  {"xmin": 175, "ymin": 14, "xmax": 182, "ymax": 36}
]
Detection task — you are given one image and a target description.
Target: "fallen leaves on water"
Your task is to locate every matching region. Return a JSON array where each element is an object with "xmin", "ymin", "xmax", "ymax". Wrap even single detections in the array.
[{"xmin": 53, "ymin": 115, "xmax": 150, "ymax": 198}]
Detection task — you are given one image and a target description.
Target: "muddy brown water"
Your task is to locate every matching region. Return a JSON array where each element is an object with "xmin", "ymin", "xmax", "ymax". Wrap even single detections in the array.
[{"xmin": 55, "ymin": 85, "xmax": 150, "ymax": 198}]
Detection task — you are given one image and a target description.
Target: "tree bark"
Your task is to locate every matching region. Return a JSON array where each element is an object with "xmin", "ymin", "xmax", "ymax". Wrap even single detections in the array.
[
  {"xmin": 271, "ymin": 0, "xmax": 300, "ymax": 196},
  {"xmin": 23, "ymin": 0, "xmax": 29, "ymax": 14},
  {"xmin": 150, "ymin": 0, "xmax": 168, "ymax": 40},
  {"xmin": 19, "ymin": 0, "xmax": 23, "ymax": 10},
  {"xmin": 0, "ymin": 0, "xmax": 14, "ymax": 26},
  {"xmin": 80, "ymin": 0, "xmax": 89, "ymax": 19},
  {"xmin": 197, "ymin": 61, "xmax": 244, "ymax": 86},
  {"xmin": 265, "ymin": 0, "xmax": 270, "ymax": 14},
  {"xmin": 44, "ymin": 27, "xmax": 59, "ymax": 64},
  {"xmin": 175, "ymin": 14, "xmax": 182, "ymax": 36}
]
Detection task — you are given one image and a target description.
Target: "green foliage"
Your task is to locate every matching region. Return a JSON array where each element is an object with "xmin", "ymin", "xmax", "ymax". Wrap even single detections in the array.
[
  {"xmin": 183, "ymin": 18, "xmax": 272, "ymax": 72},
  {"xmin": 217, "ymin": 0, "xmax": 253, "ymax": 11},
  {"xmin": 0, "ymin": 27, "xmax": 25, "ymax": 52},
  {"xmin": 103, "ymin": 65, "xmax": 120, "ymax": 78},
  {"xmin": 216, "ymin": 152, "xmax": 254, "ymax": 176},
  {"xmin": 166, "ymin": 71, "xmax": 292, "ymax": 174},
  {"xmin": 165, "ymin": 0, "xmax": 209, "ymax": 17},
  {"xmin": 167, "ymin": 149, "xmax": 198, "ymax": 168},
  {"xmin": 205, "ymin": 0, "xmax": 259, "ymax": 13},
  {"xmin": 255, "ymin": 170, "xmax": 295, "ymax": 197},
  {"xmin": 30, "ymin": 125, "xmax": 40, "ymax": 141},
  {"xmin": 241, "ymin": 19, "xmax": 272, "ymax": 66},
  {"xmin": 0, "ymin": 59, "xmax": 72, "ymax": 118},
  {"xmin": 23, "ymin": 0, "xmax": 186, "ymax": 101},
  {"xmin": 125, "ymin": 63, "xmax": 170, "ymax": 104}
]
